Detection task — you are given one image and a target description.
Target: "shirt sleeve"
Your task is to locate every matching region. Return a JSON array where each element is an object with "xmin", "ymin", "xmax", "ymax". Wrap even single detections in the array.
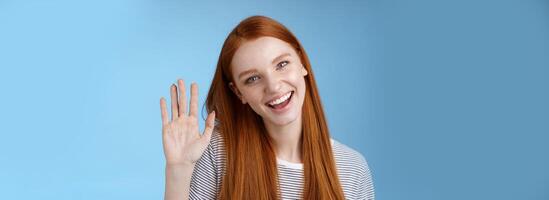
[
  {"xmin": 189, "ymin": 142, "xmax": 219, "ymax": 199},
  {"xmin": 359, "ymin": 155, "xmax": 375, "ymax": 200}
]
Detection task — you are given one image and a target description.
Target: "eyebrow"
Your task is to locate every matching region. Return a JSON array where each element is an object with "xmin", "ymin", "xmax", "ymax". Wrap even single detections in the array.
[
  {"xmin": 271, "ymin": 53, "xmax": 291, "ymax": 65},
  {"xmin": 237, "ymin": 53, "xmax": 292, "ymax": 80},
  {"xmin": 238, "ymin": 69, "xmax": 258, "ymax": 80}
]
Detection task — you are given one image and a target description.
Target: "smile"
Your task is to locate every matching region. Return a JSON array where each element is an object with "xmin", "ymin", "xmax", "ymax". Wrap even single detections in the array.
[{"xmin": 266, "ymin": 91, "xmax": 293, "ymax": 109}]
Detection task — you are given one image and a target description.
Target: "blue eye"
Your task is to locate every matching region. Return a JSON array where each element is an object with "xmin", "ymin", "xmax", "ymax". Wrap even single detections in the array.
[
  {"xmin": 277, "ymin": 61, "xmax": 289, "ymax": 70},
  {"xmin": 245, "ymin": 76, "xmax": 260, "ymax": 84}
]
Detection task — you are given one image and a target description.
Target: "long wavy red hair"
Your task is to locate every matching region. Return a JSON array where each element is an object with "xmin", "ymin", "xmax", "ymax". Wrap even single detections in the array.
[{"xmin": 205, "ymin": 15, "xmax": 345, "ymax": 199}]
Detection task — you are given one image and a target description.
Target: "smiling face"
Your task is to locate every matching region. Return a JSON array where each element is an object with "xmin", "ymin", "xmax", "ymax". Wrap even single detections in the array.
[{"xmin": 229, "ymin": 36, "xmax": 308, "ymax": 127}]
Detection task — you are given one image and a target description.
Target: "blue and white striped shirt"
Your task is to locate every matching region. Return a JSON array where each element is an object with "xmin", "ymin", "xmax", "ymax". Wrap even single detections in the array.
[{"xmin": 189, "ymin": 131, "xmax": 375, "ymax": 199}]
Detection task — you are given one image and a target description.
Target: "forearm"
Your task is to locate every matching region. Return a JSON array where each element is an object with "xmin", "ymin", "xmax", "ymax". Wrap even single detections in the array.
[{"xmin": 164, "ymin": 164, "xmax": 195, "ymax": 200}]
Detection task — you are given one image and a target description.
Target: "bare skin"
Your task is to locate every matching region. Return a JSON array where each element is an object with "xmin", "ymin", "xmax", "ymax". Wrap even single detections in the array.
[{"xmin": 160, "ymin": 79, "xmax": 216, "ymax": 200}]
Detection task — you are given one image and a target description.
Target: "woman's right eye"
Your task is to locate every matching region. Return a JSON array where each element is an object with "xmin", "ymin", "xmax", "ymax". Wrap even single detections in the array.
[{"xmin": 245, "ymin": 76, "xmax": 259, "ymax": 84}]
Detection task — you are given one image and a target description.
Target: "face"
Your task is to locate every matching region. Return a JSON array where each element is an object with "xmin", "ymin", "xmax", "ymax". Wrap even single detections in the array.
[{"xmin": 229, "ymin": 36, "xmax": 308, "ymax": 127}]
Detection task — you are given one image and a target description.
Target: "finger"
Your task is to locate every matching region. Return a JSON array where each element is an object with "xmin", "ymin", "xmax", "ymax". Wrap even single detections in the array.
[
  {"xmin": 178, "ymin": 79, "xmax": 187, "ymax": 116},
  {"xmin": 189, "ymin": 82, "xmax": 199, "ymax": 117},
  {"xmin": 201, "ymin": 111, "xmax": 216, "ymax": 145},
  {"xmin": 170, "ymin": 84, "xmax": 179, "ymax": 120},
  {"xmin": 160, "ymin": 97, "xmax": 168, "ymax": 125}
]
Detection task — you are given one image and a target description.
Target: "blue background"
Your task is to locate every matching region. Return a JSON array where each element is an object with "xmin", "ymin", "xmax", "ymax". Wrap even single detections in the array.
[{"xmin": 1, "ymin": 0, "xmax": 548, "ymax": 199}]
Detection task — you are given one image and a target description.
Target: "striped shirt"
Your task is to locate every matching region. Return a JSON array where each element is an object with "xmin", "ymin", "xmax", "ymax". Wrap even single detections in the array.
[{"xmin": 189, "ymin": 131, "xmax": 375, "ymax": 200}]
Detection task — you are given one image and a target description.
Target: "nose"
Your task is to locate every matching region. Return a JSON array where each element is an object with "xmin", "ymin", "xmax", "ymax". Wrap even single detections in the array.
[{"xmin": 264, "ymin": 75, "xmax": 282, "ymax": 94}]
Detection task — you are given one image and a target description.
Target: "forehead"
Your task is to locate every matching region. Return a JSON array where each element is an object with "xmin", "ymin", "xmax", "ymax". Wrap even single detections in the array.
[{"xmin": 231, "ymin": 36, "xmax": 297, "ymax": 74}]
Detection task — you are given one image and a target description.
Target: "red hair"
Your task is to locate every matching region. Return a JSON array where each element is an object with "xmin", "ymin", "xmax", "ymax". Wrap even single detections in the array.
[{"xmin": 205, "ymin": 15, "xmax": 345, "ymax": 199}]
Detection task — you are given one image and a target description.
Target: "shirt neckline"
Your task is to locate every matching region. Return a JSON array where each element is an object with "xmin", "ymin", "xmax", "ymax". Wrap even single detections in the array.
[{"xmin": 276, "ymin": 139, "xmax": 335, "ymax": 170}]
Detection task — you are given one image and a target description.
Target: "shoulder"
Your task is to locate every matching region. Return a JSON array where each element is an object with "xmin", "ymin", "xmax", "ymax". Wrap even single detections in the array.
[
  {"xmin": 204, "ymin": 130, "xmax": 226, "ymax": 171},
  {"xmin": 331, "ymin": 138, "xmax": 375, "ymax": 199},
  {"xmin": 209, "ymin": 130, "xmax": 225, "ymax": 154},
  {"xmin": 331, "ymin": 138, "xmax": 370, "ymax": 168}
]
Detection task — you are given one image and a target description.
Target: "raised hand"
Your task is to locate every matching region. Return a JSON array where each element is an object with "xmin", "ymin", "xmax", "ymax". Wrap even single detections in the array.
[{"xmin": 160, "ymin": 79, "xmax": 216, "ymax": 166}]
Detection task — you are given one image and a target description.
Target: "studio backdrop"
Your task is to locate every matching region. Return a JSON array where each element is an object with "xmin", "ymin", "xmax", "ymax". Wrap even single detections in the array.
[{"xmin": 0, "ymin": 0, "xmax": 548, "ymax": 199}]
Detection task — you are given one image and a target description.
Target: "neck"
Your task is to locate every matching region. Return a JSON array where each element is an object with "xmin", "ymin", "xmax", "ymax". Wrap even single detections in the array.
[{"xmin": 264, "ymin": 115, "xmax": 303, "ymax": 163}]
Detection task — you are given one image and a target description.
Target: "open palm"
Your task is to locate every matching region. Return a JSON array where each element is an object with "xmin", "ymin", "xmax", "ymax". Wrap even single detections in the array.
[{"xmin": 160, "ymin": 79, "xmax": 215, "ymax": 166}]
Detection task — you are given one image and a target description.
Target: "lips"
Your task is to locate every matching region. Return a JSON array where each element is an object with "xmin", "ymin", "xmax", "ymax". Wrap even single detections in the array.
[{"xmin": 265, "ymin": 91, "xmax": 293, "ymax": 108}]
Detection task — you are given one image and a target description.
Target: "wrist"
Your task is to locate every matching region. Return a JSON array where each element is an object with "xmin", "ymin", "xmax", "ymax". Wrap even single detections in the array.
[{"xmin": 165, "ymin": 163, "xmax": 195, "ymax": 182}]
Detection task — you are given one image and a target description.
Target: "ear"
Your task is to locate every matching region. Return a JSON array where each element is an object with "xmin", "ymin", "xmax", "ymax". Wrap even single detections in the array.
[
  {"xmin": 301, "ymin": 65, "xmax": 308, "ymax": 76},
  {"xmin": 228, "ymin": 82, "xmax": 247, "ymax": 104}
]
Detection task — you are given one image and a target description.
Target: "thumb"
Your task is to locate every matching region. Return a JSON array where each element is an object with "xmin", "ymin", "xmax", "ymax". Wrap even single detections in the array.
[{"xmin": 200, "ymin": 111, "xmax": 216, "ymax": 146}]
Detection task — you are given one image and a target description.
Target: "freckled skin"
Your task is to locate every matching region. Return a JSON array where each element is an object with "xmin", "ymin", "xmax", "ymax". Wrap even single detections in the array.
[{"xmin": 230, "ymin": 36, "xmax": 309, "ymax": 127}]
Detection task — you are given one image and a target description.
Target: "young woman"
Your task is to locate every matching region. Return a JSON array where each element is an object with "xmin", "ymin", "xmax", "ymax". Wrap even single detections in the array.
[{"xmin": 160, "ymin": 16, "xmax": 374, "ymax": 200}]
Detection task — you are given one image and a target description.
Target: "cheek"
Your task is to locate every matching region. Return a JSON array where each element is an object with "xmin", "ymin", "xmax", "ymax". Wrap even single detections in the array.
[
  {"xmin": 288, "ymin": 70, "xmax": 306, "ymax": 88},
  {"xmin": 241, "ymin": 88, "xmax": 263, "ymax": 104}
]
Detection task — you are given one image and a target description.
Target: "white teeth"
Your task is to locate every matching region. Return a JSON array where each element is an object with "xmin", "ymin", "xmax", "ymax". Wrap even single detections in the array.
[{"xmin": 268, "ymin": 92, "xmax": 292, "ymax": 106}]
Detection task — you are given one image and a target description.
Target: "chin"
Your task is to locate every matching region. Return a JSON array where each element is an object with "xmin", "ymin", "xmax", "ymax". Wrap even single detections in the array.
[{"xmin": 265, "ymin": 113, "xmax": 299, "ymax": 126}]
